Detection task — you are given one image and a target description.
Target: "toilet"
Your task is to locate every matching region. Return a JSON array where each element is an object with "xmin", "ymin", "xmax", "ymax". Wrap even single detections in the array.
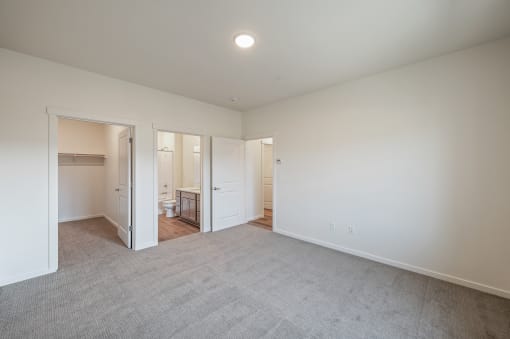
[{"xmin": 162, "ymin": 199, "xmax": 177, "ymax": 217}]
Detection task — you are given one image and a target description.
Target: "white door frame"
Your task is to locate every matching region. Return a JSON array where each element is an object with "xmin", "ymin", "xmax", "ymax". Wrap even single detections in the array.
[
  {"xmin": 47, "ymin": 107, "xmax": 136, "ymax": 272},
  {"xmin": 152, "ymin": 127, "xmax": 210, "ymax": 243},
  {"xmin": 244, "ymin": 135, "xmax": 277, "ymax": 232}
]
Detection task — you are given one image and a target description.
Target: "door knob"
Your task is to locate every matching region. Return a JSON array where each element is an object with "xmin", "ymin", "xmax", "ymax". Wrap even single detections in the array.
[
  {"xmin": 212, "ymin": 187, "xmax": 221, "ymax": 191},
  {"xmin": 115, "ymin": 188, "xmax": 120, "ymax": 192}
]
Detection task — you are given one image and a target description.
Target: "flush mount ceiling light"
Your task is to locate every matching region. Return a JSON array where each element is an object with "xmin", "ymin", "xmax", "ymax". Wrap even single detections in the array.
[{"xmin": 234, "ymin": 33, "xmax": 255, "ymax": 49}]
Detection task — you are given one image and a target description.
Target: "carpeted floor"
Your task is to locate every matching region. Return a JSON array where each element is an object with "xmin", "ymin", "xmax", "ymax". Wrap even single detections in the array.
[{"xmin": 1, "ymin": 217, "xmax": 509, "ymax": 338}]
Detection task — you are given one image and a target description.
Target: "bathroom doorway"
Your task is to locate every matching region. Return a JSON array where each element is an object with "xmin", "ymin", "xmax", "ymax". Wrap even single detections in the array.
[
  {"xmin": 245, "ymin": 137, "xmax": 274, "ymax": 231},
  {"xmin": 55, "ymin": 117, "xmax": 134, "ymax": 266},
  {"xmin": 156, "ymin": 131, "xmax": 202, "ymax": 242}
]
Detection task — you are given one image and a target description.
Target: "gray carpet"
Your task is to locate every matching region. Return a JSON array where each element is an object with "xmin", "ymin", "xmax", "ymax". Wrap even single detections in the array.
[{"xmin": 1, "ymin": 217, "xmax": 509, "ymax": 338}]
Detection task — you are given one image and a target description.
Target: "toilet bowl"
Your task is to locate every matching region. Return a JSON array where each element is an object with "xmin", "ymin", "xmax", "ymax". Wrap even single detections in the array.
[{"xmin": 162, "ymin": 199, "xmax": 177, "ymax": 218}]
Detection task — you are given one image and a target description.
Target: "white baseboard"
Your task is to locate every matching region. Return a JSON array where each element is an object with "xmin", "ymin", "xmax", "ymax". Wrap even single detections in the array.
[
  {"xmin": 58, "ymin": 214, "xmax": 104, "ymax": 223},
  {"xmin": 275, "ymin": 228, "xmax": 510, "ymax": 300},
  {"xmin": 0, "ymin": 267, "xmax": 57, "ymax": 287},
  {"xmin": 103, "ymin": 214, "xmax": 120, "ymax": 229}
]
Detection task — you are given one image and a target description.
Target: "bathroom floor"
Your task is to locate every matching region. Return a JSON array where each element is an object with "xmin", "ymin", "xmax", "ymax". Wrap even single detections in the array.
[
  {"xmin": 249, "ymin": 209, "xmax": 273, "ymax": 230},
  {"xmin": 158, "ymin": 215, "xmax": 199, "ymax": 242}
]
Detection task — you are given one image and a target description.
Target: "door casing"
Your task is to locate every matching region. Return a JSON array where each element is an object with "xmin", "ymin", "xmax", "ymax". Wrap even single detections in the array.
[
  {"xmin": 48, "ymin": 107, "xmax": 136, "ymax": 272},
  {"xmin": 243, "ymin": 135, "xmax": 277, "ymax": 232},
  {"xmin": 152, "ymin": 128, "xmax": 208, "ymax": 244}
]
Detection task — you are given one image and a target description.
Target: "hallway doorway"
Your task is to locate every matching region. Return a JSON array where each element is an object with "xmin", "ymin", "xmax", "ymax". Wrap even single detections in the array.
[{"xmin": 245, "ymin": 137, "xmax": 274, "ymax": 230}]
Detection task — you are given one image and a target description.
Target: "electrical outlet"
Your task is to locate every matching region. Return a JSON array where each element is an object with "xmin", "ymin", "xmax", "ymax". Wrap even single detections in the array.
[
  {"xmin": 329, "ymin": 223, "xmax": 336, "ymax": 232},
  {"xmin": 347, "ymin": 225, "xmax": 354, "ymax": 234}
]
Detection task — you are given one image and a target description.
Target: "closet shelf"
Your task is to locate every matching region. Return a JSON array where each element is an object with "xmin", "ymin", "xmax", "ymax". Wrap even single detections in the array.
[{"xmin": 58, "ymin": 153, "xmax": 107, "ymax": 158}]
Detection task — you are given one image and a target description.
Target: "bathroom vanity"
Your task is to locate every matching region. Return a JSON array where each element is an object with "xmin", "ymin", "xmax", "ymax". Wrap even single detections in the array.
[{"xmin": 175, "ymin": 188, "xmax": 200, "ymax": 227}]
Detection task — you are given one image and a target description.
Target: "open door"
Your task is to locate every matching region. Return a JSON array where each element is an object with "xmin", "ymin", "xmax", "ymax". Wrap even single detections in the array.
[
  {"xmin": 212, "ymin": 137, "xmax": 244, "ymax": 231},
  {"xmin": 117, "ymin": 128, "xmax": 132, "ymax": 248}
]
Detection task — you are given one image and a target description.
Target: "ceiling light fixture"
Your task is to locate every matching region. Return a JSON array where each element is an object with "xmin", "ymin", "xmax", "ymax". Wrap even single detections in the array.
[{"xmin": 234, "ymin": 33, "xmax": 255, "ymax": 49}]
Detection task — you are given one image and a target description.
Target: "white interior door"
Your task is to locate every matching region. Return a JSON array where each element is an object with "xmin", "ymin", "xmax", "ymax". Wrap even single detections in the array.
[
  {"xmin": 212, "ymin": 137, "xmax": 244, "ymax": 231},
  {"xmin": 117, "ymin": 128, "xmax": 132, "ymax": 248}
]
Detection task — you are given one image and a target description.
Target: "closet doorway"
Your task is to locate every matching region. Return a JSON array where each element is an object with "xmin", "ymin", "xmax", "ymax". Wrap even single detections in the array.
[
  {"xmin": 56, "ymin": 118, "xmax": 134, "ymax": 267},
  {"xmin": 156, "ymin": 131, "xmax": 202, "ymax": 242}
]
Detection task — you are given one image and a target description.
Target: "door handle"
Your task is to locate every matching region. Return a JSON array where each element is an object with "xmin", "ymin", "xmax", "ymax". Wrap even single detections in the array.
[
  {"xmin": 212, "ymin": 187, "xmax": 221, "ymax": 191},
  {"xmin": 115, "ymin": 188, "xmax": 120, "ymax": 192}
]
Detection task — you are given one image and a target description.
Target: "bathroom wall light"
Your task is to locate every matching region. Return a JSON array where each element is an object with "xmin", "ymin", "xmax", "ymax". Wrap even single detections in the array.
[{"xmin": 234, "ymin": 34, "xmax": 255, "ymax": 48}]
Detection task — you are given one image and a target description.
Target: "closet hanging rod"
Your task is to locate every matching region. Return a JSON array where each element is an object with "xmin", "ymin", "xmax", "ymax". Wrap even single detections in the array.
[{"xmin": 58, "ymin": 153, "xmax": 107, "ymax": 158}]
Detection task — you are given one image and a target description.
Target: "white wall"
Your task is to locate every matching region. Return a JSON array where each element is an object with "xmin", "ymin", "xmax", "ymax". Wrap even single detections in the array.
[
  {"xmin": 157, "ymin": 131, "xmax": 175, "ymax": 151},
  {"xmin": 245, "ymin": 139, "xmax": 263, "ymax": 221},
  {"xmin": 0, "ymin": 48, "xmax": 242, "ymax": 286},
  {"xmin": 58, "ymin": 118, "xmax": 106, "ymax": 155},
  {"xmin": 157, "ymin": 131, "xmax": 175, "ymax": 200},
  {"xmin": 173, "ymin": 133, "xmax": 183, "ymax": 190},
  {"xmin": 58, "ymin": 165, "xmax": 105, "ymax": 222},
  {"xmin": 243, "ymin": 38, "xmax": 510, "ymax": 297},
  {"xmin": 182, "ymin": 134, "xmax": 201, "ymax": 188},
  {"xmin": 157, "ymin": 131, "xmax": 202, "ymax": 199}
]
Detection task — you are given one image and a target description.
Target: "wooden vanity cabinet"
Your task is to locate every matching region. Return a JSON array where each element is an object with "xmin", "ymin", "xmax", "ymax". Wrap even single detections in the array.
[{"xmin": 176, "ymin": 190, "xmax": 200, "ymax": 227}]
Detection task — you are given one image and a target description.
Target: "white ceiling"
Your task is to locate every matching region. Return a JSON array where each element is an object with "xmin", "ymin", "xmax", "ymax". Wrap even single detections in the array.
[{"xmin": 1, "ymin": 1, "xmax": 510, "ymax": 111}]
